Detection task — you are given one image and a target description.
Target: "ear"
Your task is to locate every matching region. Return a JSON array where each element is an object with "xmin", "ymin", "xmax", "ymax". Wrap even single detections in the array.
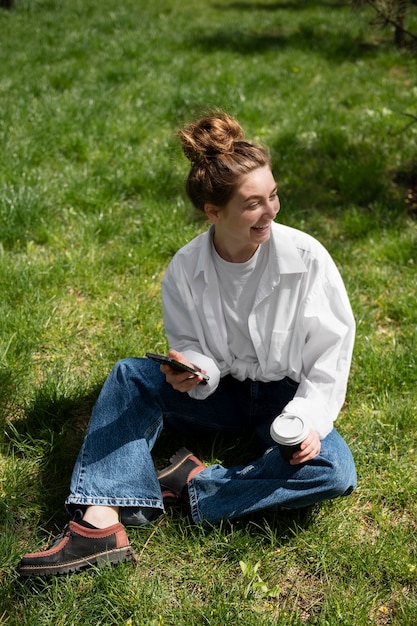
[{"xmin": 204, "ymin": 203, "xmax": 221, "ymax": 223}]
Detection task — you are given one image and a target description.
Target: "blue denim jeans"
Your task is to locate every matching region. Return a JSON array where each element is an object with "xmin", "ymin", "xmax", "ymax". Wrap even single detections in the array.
[{"xmin": 66, "ymin": 358, "xmax": 356, "ymax": 525}]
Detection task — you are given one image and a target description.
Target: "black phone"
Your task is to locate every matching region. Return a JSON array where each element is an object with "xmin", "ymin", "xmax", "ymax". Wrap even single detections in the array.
[{"xmin": 146, "ymin": 352, "xmax": 209, "ymax": 384}]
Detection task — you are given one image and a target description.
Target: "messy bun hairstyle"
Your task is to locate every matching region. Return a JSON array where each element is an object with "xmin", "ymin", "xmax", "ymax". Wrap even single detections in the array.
[{"xmin": 177, "ymin": 112, "xmax": 271, "ymax": 212}]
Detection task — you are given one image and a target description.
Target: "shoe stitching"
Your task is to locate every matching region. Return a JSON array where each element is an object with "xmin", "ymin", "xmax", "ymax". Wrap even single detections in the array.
[{"xmin": 157, "ymin": 452, "xmax": 193, "ymax": 478}]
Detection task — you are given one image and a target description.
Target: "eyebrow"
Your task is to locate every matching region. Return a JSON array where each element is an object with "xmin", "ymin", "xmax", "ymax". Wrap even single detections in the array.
[{"xmin": 243, "ymin": 185, "xmax": 277, "ymax": 203}]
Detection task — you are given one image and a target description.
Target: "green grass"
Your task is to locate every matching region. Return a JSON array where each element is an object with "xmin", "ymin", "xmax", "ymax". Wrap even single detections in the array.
[{"xmin": 0, "ymin": 0, "xmax": 416, "ymax": 623}]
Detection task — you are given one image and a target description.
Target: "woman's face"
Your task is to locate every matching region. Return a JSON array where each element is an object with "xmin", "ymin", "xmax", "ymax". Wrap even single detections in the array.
[{"xmin": 205, "ymin": 165, "xmax": 280, "ymax": 262}]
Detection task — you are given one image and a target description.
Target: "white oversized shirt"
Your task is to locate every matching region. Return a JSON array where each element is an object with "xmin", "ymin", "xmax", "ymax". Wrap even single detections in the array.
[{"xmin": 161, "ymin": 223, "xmax": 355, "ymax": 439}]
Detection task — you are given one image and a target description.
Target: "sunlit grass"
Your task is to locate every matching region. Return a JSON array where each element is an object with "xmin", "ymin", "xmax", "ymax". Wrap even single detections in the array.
[{"xmin": 0, "ymin": 0, "xmax": 416, "ymax": 624}]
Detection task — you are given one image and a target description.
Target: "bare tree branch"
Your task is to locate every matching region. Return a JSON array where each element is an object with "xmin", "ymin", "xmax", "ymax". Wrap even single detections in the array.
[{"xmin": 354, "ymin": 0, "xmax": 417, "ymax": 46}]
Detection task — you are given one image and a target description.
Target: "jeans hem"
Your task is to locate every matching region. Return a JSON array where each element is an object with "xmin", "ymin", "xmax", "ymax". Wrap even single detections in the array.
[
  {"xmin": 187, "ymin": 482, "xmax": 202, "ymax": 524},
  {"xmin": 65, "ymin": 496, "xmax": 164, "ymax": 510}
]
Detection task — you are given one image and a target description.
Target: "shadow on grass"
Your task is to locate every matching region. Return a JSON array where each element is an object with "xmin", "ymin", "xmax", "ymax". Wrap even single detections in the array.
[
  {"xmin": 0, "ymin": 368, "xmax": 13, "ymax": 405},
  {"xmin": 272, "ymin": 129, "xmax": 390, "ymax": 206},
  {"xmin": 191, "ymin": 28, "xmax": 380, "ymax": 63},
  {"xmin": 214, "ymin": 0, "xmax": 347, "ymax": 9},
  {"xmin": 191, "ymin": 2, "xmax": 381, "ymax": 63},
  {"xmin": 269, "ymin": 133, "xmax": 413, "ymax": 242},
  {"xmin": 2, "ymin": 385, "xmax": 100, "ymax": 528}
]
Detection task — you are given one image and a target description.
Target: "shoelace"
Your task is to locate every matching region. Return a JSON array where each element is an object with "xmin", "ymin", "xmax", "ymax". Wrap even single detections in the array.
[{"xmin": 44, "ymin": 524, "xmax": 71, "ymax": 551}]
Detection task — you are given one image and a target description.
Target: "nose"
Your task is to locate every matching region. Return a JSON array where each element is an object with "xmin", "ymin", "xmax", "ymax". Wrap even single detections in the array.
[{"xmin": 266, "ymin": 197, "xmax": 280, "ymax": 218}]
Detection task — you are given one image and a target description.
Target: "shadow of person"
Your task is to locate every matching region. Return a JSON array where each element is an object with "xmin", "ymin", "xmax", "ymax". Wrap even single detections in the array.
[{"xmin": 4, "ymin": 384, "xmax": 101, "ymax": 528}]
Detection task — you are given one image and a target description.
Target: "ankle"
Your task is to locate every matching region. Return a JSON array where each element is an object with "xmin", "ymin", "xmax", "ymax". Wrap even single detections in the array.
[{"xmin": 82, "ymin": 505, "xmax": 119, "ymax": 529}]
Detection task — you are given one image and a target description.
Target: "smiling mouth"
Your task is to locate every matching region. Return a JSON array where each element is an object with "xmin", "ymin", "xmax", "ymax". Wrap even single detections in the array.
[{"xmin": 252, "ymin": 224, "xmax": 269, "ymax": 231}]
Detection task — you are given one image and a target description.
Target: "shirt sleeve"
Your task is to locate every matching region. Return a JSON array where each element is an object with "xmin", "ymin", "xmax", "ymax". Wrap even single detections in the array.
[
  {"xmin": 161, "ymin": 261, "xmax": 221, "ymax": 399},
  {"xmin": 281, "ymin": 264, "xmax": 355, "ymax": 440}
]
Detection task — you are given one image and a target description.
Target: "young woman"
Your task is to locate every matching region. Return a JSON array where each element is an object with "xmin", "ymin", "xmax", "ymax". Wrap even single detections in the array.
[{"xmin": 19, "ymin": 112, "xmax": 356, "ymax": 576}]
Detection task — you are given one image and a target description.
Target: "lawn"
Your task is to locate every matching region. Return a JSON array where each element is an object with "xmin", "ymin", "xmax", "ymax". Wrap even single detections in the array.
[{"xmin": 0, "ymin": 0, "xmax": 416, "ymax": 624}]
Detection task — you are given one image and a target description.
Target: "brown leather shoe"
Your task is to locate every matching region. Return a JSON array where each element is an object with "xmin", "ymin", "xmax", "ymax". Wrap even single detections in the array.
[
  {"xmin": 157, "ymin": 447, "xmax": 205, "ymax": 503},
  {"xmin": 19, "ymin": 521, "xmax": 134, "ymax": 577}
]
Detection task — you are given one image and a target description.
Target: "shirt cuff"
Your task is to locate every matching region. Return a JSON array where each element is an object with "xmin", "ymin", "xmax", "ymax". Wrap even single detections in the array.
[{"xmin": 182, "ymin": 349, "xmax": 221, "ymax": 400}]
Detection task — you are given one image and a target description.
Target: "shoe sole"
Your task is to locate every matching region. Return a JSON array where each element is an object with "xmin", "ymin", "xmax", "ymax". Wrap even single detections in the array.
[{"xmin": 19, "ymin": 546, "xmax": 135, "ymax": 577}]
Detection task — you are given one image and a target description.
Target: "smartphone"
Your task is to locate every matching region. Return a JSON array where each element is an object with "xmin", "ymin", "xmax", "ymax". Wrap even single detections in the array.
[{"xmin": 146, "ymin": 352, "xmax": 209, "ymax": 384}]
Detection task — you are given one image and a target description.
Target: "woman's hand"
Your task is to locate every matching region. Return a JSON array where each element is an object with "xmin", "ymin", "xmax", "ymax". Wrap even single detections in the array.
[
  {"xmin": 289, "ymin": 429, "xmax": 321, "ymax": 465},
  {"xmin": 160, "ymin": 349, "xmax": 207, "ymax": 392}
]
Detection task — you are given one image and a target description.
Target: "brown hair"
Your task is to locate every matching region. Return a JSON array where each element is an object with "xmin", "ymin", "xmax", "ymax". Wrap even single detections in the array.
[{"xmin": 177, "ymin": 112, "xmax": 271, "ymax": 212}]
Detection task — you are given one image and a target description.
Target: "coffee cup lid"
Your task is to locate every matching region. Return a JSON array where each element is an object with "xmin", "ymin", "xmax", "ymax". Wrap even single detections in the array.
[{"xmin": 270, "ymin": 414, "xmax": 308, "ymax": 445}]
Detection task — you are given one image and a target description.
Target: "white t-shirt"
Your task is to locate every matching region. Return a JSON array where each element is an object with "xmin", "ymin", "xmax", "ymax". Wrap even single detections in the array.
[{"xmin": 212, "ymin": 240, "xmax": 268, "ymax": 374}]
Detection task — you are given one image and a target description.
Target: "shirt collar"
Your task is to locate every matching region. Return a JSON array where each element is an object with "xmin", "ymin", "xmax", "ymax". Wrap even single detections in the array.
[
  {"xmin": 270, "ymin": 223, "xmax": 308, "ymax": 274},
  {"xmin": 193, "ymin": 225, "xmax": 216, "ymax": 281}
]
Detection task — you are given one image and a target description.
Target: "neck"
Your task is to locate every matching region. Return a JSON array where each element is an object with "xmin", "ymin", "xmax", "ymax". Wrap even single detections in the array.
[{"xmin": 213, "ymin": 234, "xmax": 259, "ymax": 263}]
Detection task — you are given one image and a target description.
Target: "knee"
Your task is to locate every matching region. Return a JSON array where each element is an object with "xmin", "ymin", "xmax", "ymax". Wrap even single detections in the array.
[
  {"xmin": 332, "ymin": 464, "xmax": 356, "ymax": 498},
  {"xmin": 324, "ymin": 452, "xmax": 357, "ymax": 499},
  {"xmin": 111, "ymin": 357, "xmax": 141, "ymax": 384},
  {"xmin": 110, "ymin": 357, "xmax": 163, "ymax": 392},
  {"xmin": 319, "ymin": 430, "xmax": 357, "ymax": 498}
]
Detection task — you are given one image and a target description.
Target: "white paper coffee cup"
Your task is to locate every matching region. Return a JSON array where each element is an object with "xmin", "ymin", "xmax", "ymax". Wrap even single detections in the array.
[{"xmin": 270, "ymin": 414, "xmax": 309, "ymax": 461}]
